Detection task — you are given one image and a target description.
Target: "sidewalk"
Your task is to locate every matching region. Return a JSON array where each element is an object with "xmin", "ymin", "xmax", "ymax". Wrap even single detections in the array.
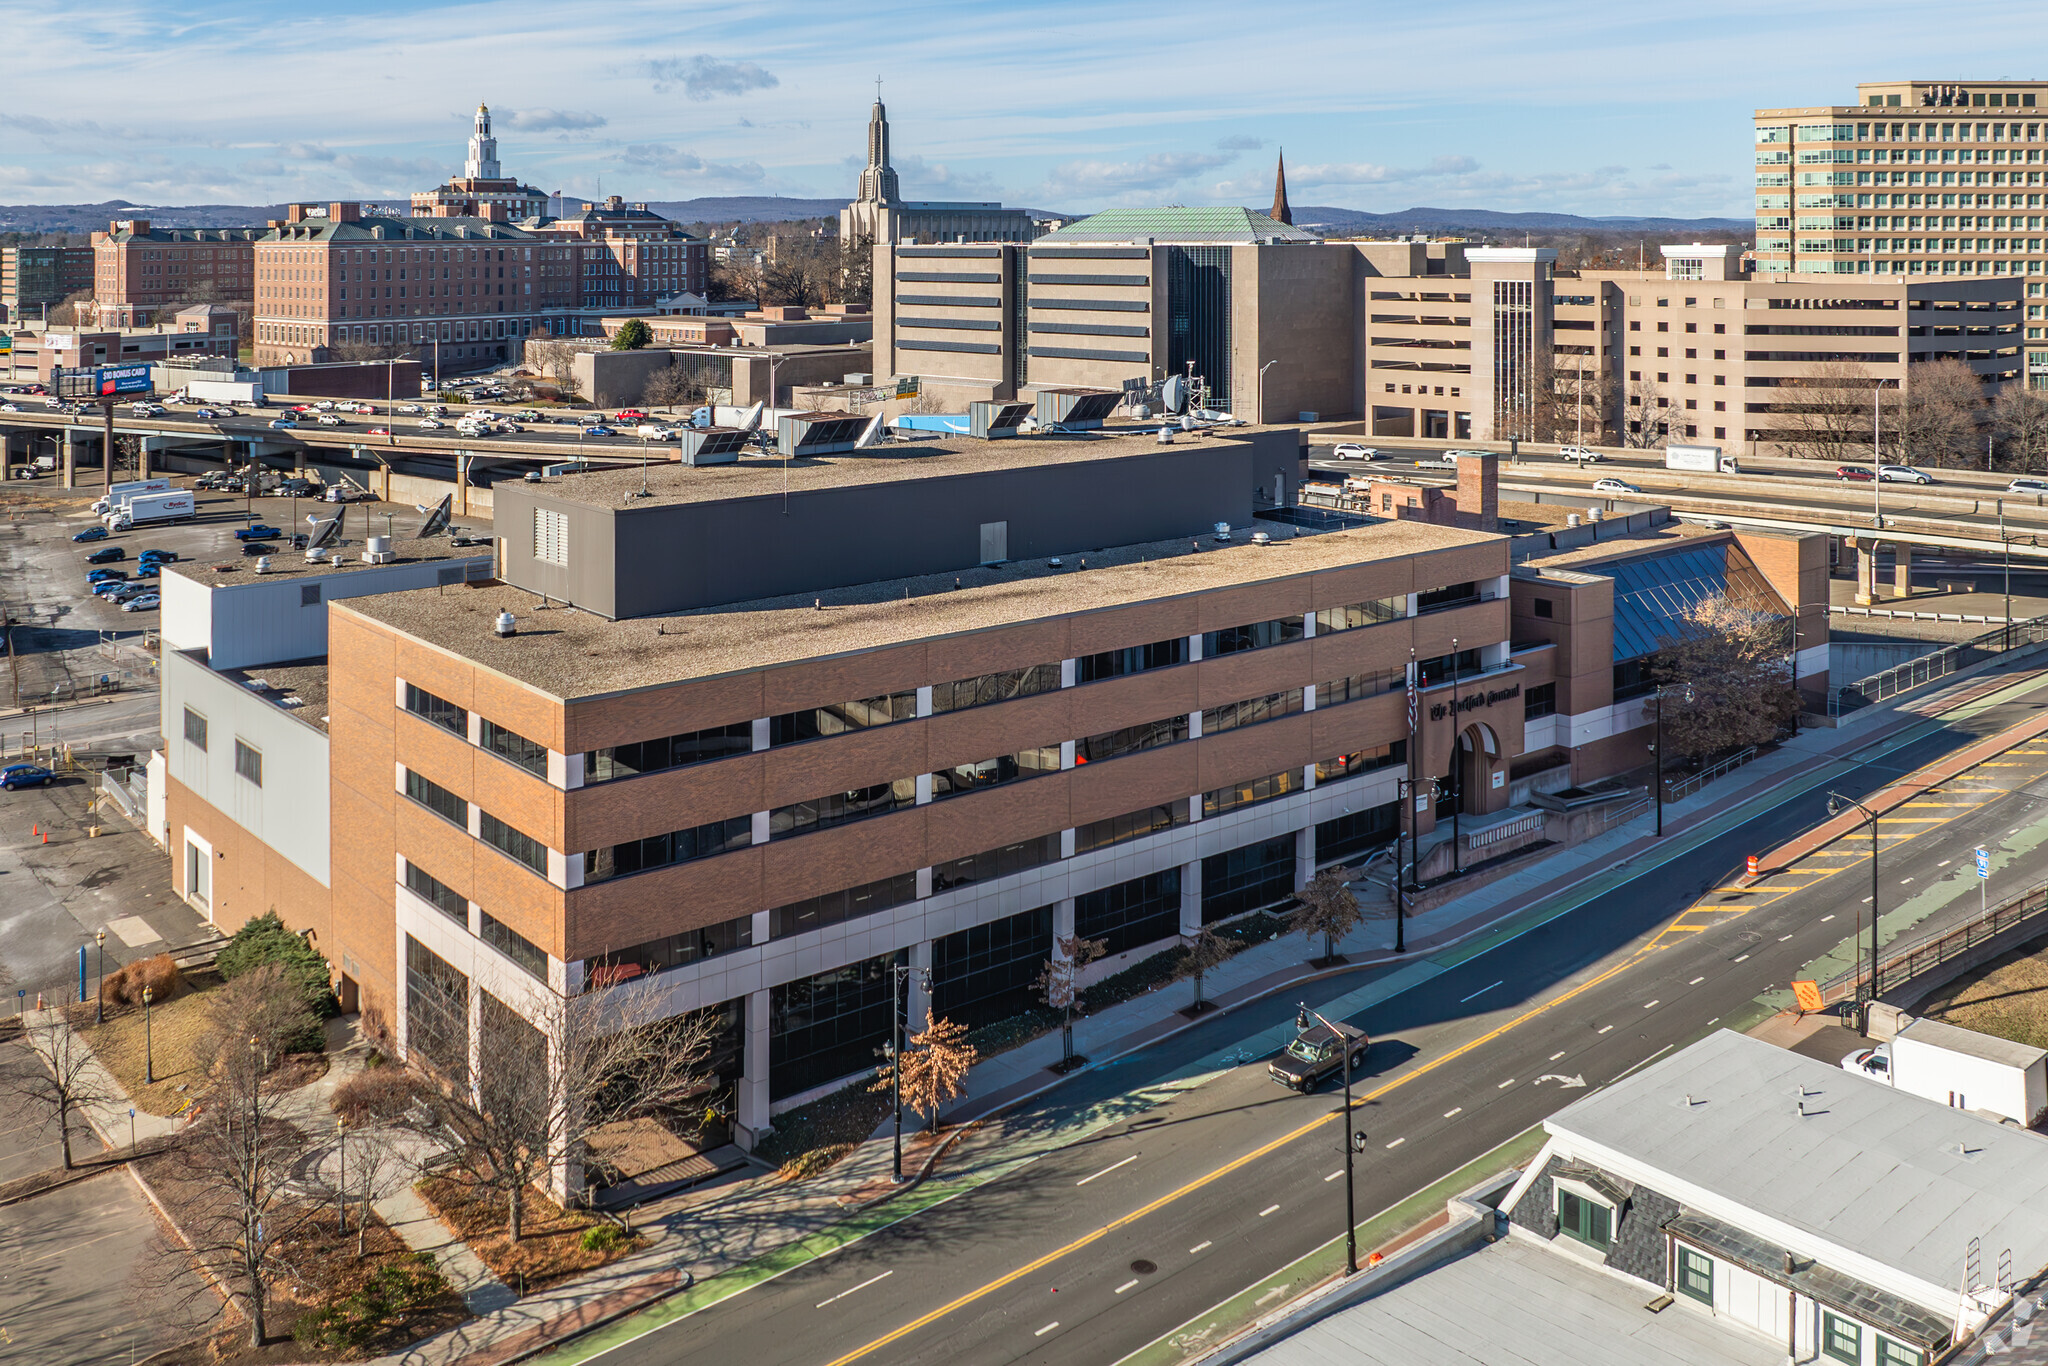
[{"xmin": 366, "ymin": 656, "xmax": 2048, "ymax": 1366}]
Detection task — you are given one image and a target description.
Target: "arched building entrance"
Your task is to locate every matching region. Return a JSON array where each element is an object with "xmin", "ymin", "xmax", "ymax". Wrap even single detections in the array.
[{"xmin": 1454, "ymin": 722, "xmax": 1499, "ymax": 816}]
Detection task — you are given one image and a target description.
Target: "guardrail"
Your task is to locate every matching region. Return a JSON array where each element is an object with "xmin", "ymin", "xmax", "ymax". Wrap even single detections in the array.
[
  {"xmin": 1662, "ymin": 747, "xmax": 1758, "ymax": 805},
  {"xmin": 1829, "ymin": 615, "xmax": 2048, "ymax": 716},
  {"xmin": 1819, "ymin": 874, "xmax": 2048, "ymax": 1005}
]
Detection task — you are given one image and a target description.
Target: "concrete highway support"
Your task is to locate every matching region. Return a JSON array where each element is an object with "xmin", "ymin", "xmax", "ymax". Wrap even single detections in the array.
[{"xmin": 1851, "ymin": 538, "xmax": 1913, "ymax": 605}]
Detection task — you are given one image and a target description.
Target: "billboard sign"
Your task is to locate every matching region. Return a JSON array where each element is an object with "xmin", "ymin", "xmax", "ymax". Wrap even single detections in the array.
[{"xmin": 95, "ymin": 364, "xmax": 152, "ymax": 396}]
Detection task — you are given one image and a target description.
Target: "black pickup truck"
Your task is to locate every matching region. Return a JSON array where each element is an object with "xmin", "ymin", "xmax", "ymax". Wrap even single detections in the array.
[{"xmin": 1267, "ymin": 1020, "xmax": 1370, "ymax": 1091}]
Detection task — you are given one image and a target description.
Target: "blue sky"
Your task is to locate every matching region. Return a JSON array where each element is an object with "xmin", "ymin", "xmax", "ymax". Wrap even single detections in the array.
[{"xmin": 9, "ymin": 0, "xmax": 2048, "ymax": 218}]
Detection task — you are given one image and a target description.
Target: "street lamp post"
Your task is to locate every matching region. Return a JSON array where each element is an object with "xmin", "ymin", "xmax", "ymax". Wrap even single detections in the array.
[
  {"xmin": 884, "ymin": 961, "xmax": 933, "ymax": 1183},
  {"xmin": 1297, "ymin": 1005, "xmax": 1367, "ymax": 1274},
  {"xmin": 141, "ymin": 985, "xmax": 154, "ymax": 1083},
  {"xmin": 94, "ymin": 929, "xmax": 106, "ymax": 1024},
  {"xmin": 1257, "ymin": 360, "xmax": 1279, "ymax": 426},
  {"xmin": 336, "ymin": 1118, "xmax": 347, "ymax": 1234},
  {"xmin": 1393, "ymin": 777, "xmax": 1440, "ymax": 954},
  {"xmin": 1828, "ymin": 792, "xmax": 1883, "ymax": 1009},
  {"xmin": 2001, "ymin": 498, "xmax": 2012, "ymax": 651},
  {"xmin": 1449, "ymin": 637, "xmax": 1462, "ymax": 874}
]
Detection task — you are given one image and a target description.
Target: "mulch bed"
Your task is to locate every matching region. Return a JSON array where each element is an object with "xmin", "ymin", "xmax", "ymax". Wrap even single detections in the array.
[{"xmin": 415, "ymin": 1174, "xmax": 643, "ymax": 1297}]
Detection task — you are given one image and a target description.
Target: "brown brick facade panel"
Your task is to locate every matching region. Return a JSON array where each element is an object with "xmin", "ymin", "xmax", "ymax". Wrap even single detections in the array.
[
  {"xmin": 1197, "ymin": 715, "xmax": 1311, "ymax": 790},
  {"xmin": 566, "ymin": 847, "xmax": 765, "ymax": 961},
  {"xmin": 1067, "ymin": 668, "xmax": 1198, "ymax": 738},
  {"xmin": 567, "ymin": 758, "xmax": 763, "ymax": 853},
  {"xmin": 924, "ymin": 779, "xmax": 1070, "ymax": 866},
  {"xmin": 1198, "ymin": 580, "xmax": 1310, "ymax": 631},
  {"xmin": 760, "ymin": 725, "xmax": 928, "ymax": 811},
  {"xmin": 472, "ymin": 669, "xmax": 566, "ymax": 752},
  {"xmin": 925, "ymin": 618, "xmax": 1068, "ymax": 682},
  {"xmin": 1309, "ymin": 559, "xmax": 1414, "ymax": 610},
  {"xmin": 470, "ymin": 752, "xmax": 563, "ymax": 848},
  {"xmin": 1196, "ymin": 642, "xmax": 1312, "ymax": 707},
  {"xmin": 1066, "ymin": 746, "xmax": 1199, "ymax": 826},
  {"xmin": 167, "ymin": 775, "xmax": 332, "ymax": 945},
  {"xmin": 1309, "ymin": 692, "xmax": 1406, "ymax": 758},
  {"xmin": 1411, "ymin": 599, "xmax": 1509, "ymax": 657},
  {"xmin": 759, "ymin": 808, "xmax": 928, "ymax": 906},
  {"xmin": 759, "ymin": 641, "xmax": 926, "ymax": 715},
  {"xmin": 1067, "ymin": 597, "xmax": 1198, "ymax": 658},
  {"xmin": 1309, "ymin": 624, "xmax": 1412, "ymax": 680},
  {"xmin": 925, "ymin": 691, "xmax": 1070, "ymax": 771},
  {"xmin": 566, "ymin": 672, "xmax": 761, "ymax": 755}
]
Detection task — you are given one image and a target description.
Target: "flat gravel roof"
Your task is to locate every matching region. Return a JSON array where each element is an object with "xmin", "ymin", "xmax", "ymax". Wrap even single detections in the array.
[{"xmin": 338, "ymin": 517, "xmax": 1496, "ymax": 699}]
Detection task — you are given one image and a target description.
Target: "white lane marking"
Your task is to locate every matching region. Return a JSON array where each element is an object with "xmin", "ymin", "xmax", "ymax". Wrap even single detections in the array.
[
  {"xmin": 1386, "ymin": 1137, "xmax": 1406, "ymax": 1149},
  {"xmin": 816, "ymin": 1270, "xmax": 893, "ymax": 1309},
  {"xmin": 1459, "ymin": 980, "xmax": 1504, "ymax": 1004},
  {"xmin": 1779, "ymin": 934, "xmax": 1794, "ymax": 941},
  {"xmin": 1115, "ymin": 1279, "xmax": 1139, "ymax": 1295},
  {"xmin": 1643, "ymin": 1000, "xmax": 1660, "ymax": 1010},
  {"xmin": 1190, "ymin": 1241, "xmax": 1212, "ymax": 1254},
  {"xmin": 1325, "ymin": 1170, "xmax": 1343, "ymax": 1182},
  {"xmin": 1938, "ymin": 860, "xmax": 1952, "ymax": 867},
  {"xmin": 1901, "ymin": 877, "xmax": 1915, "ymax": 885},
  {"xmin": 1259, "ymin": 1204, "xmax": 1281, "ymax": 1218},
  {"xmin": 1597, "ymin": 1024, "xmax": 1614, "ymax": 1034},
  {"xmin": 1862, "ymin": 897, "xmax": 1873, "ymax": 904},
  {"xmin": 1733, "ymin": 954, "xmax": 1750, "ymax": 963},
  {"xmin": 1821, "ymin": 915, "xmax": 1836, "ymax": 922},
  {"xmin": 1256, "ymin": 1287, "xmax": 1286, "ymax": 1307},
  {"xmin": 1689, "ymin": 977, "xmax": 1705, "ymax": 986},
  {"xmin": 1036, "ymin": 1322, "xmax": 1059, "ymax": 1337},
  {"xmin": 1550, "ymin": 1051, "xmax": 1567, "ymax": 1061},
  {"xmin": 1497, "ymin": 1078, "xmax": 1517, "ymax": 1089},
  {"xmin": 1443, "ymin": 1107, "xmax": 1463, "ymax": 1118},
  {"xmin": 1077, "ymin": 1154, "xmax": 1139, "ymax": 1186}
]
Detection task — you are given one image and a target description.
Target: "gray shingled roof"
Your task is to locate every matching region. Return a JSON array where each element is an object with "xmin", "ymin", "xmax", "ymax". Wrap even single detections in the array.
[{"xmin": 1545, "ymin": 1030, "xmax": 2048, "ymax": 1298}]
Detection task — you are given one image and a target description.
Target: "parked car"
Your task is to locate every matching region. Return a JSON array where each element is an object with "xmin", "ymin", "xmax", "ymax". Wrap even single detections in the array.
[
  {"xmin": 0, "ymin": 764, "xmax": 55, "ymax": 790},
  {"xmin": 278, "ymin": 478, "xmax": 317, "ymax": 496},
  {"xmin": 92, "ymin": 579, "xmax": 131, "ymax": 597},
  {"xmin": 239, "ymin": 542, "xmax": 276, "ymax": 557},
  {"xmin": 2009, "ymin": 477, "xmax": 2048, "ymax": 495},
  {"xmin": 85, "ymin": 569, "xmax": 126, "ymax": 584},
  {"xmin": 1559, "ymin": 446, "xmax": 1605, "ymax": 463},
  {"xmin": 1332, "ymin": 443, "xmax": 1380, "ymax": 461},
  {"xmin": 139, "ymin": 548, "xmax": 177, "ymax": 562},
  {"xmin": 1592, "ymin": 478, "xmax": 1641, "ymax": 495},
  {"xmin": 615, "ymin": 408, "xmax": 648, "ymax": 424},
  {"xmin": 1879, "ymin": 465, "xmax": 1933, "ymax": 484},
  {"xmin": 236, "ymin": 524, "xmax": 282, "ymax": 541},
  {"xmin": 268, "ymin": 418, "xmax": 298, "ymax": 430},
  {"xmin": 314, "ymin": 400, "xmax": 337, "ymax": 411},
  {"xmin": 71, "ymin": 526, "xmax": 110, "ymax": 543},
  {"xmin": 1267, "ymin": 1018, "xmax": 1370, "ymax": 1092},
  {"xmin": 86, "ymin": 545, "xmax": 126, "ymax": 564},
  {"xmin": 121, "ymin": 593, "xmax": 161, "ymax": 613},
  {"xmin": 110, "ymin": 582, "xmax": 154, "ymax": 602}
]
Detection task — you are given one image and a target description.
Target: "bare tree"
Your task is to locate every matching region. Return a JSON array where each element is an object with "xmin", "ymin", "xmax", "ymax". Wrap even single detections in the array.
[
  {"xmin": 1291, "ymin": 869, "xmax": 1363, "ymax": 964},
  {"xmin": 169, "ymin": 965, "xmax": 319, "ymax": 1347},
  {"xmin": 1653, "ymin": 594, "xmax": 1798, "ymax": 762},
  {"xmin": 838, "ymin": 232, "xmax": 875, "ymax": 307},
  {"xmin": 524, "ymin": 339, "xmax": 584, "ymax": 400},
  {"xmin": 400, "ymin": 983, "xmax": 718, "ymax": 1242},
  {"xmin": 1035, "ymin": 935, "xmax": 1107, "ymax": 1069},
  {"xmin": 710, "ymin": 256, "xmax": 765, "ymax": 307},
  {"xmin": 47, "ymin": 288, "xmax": 94, "ymax": 326},
  {"xmin": 871, "ymin": 1011, "xmax": 977, "ymax": 1132},
  {"xmin": 1774, "ymin": 359, "xmax": 1875, "ymax": 466},
  {"xmin": 1993, "ymin": 385, "xmax": 2048, "ymax": 473},
  {"xmin": 330, "ymin": 339, "xmax": 412, "ymax": 364},
  {"xmin": 1542, "ymin": 351, "xmax": 1614, "ymax": 446},
  {"xmin": 643, "ymin": 366, "xmax": 702, "ymax": 412},
  {"xmin": 1176, "ymin": 927, "xmax": 1234, "ymax": 1012},
  {"xmin": 6, "ymin": 1002, "xmax": 120, "ymax": 1170},
  {"xmin": 1892, "ymin": 358, "xmax": 1987, "ymax": 468},
  {"xmin": 1622, "ymin": 373, "xmax": 1667, "ymax": 448}
]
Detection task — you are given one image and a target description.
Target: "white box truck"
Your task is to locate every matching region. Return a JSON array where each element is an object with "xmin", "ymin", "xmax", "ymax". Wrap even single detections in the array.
[
  {"xmin": 1665, "ymin": 443, "xmax": 1740, "ymax": 474},
  {"xmin": 1889, "ymin": 1017, "xmax": 2048, "ymax": 1126},
  {"xmin": 178, "ymin": 377, "xmax": 264, "ymax": 405},
  {"xmin": 105, "ymin": 490, "xmax": 197, "ymax": 530},
  {"xmin": 91, "ymin": 479, "xmax": 175, "ymax": 516}
]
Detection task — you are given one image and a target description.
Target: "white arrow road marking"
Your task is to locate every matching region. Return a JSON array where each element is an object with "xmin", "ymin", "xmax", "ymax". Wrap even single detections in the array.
[{"xmin": 1535, "ymin": 1073, "xmax": 1588, "ymax": 1088}]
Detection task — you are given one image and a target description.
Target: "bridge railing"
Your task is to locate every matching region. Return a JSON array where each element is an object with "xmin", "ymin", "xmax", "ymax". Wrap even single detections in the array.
[{"xmin": 1829, "ymin": 615, "xmax": 2048, "ymax": 716}]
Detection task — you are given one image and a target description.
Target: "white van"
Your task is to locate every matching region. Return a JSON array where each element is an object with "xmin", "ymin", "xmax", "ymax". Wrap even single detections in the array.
[
  {"xmin": 636, "ymin": 424, "xmax": 678, "ymax": 441},
  {"xmin": 1559, "ymin": 446, "xmax": 1605, "ymax": 463}
]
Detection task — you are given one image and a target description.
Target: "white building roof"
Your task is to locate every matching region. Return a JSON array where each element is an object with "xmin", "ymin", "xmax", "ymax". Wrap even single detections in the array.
[{"xmin": 1537, "ymin": 1030, "xmax": 2048, "ymax": 1301}]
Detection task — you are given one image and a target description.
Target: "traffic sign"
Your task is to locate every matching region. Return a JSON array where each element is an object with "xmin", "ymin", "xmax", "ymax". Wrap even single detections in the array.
[{"xmin": 1976, "ymin": 847, "xmax": 1991, "ymax": 879}]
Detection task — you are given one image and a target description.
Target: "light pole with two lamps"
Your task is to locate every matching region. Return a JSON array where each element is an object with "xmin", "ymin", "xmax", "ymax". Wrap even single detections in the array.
[
  {"xmin": 1295, "ymin": 1004, "xmax": 1369, "ymax": 1274},
  {"xmin": 1827, "ymin": 792, "xmax": 1884, "ymax": 1013}
]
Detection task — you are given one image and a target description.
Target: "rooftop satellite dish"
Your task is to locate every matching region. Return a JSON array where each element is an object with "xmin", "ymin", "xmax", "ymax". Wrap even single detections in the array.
[
  {"xmin": 1161, "ymin": 374, "xmax": 1189, "ymax": 415},
  {"xmin": 306, "ymin": 506, "xmax": 345, "ymax": 551},
  {"xmin": 853, "ymin": 412, "xmax": 886, "ymax": 450},
  {"xmin": 417, "ymin": 493, "xmax": 452, "ymax": 538}
]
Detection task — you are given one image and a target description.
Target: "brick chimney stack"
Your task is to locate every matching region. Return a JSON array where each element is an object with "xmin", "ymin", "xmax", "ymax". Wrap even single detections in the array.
[
  {"xmin": 329, "ymin": 202, "xmax": 361, "ymax": 223},
  {"xmin": 1455, "ymin": 451, "xmax": 1499, "ymax": 533}
]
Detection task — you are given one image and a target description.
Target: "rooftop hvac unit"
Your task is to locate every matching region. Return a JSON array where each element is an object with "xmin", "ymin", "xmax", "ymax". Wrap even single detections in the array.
[
  {"xmin": 968, "ymin": 400, "xmax": 1032, "ymax": 440},
  {"xmin": 254, "ymin": 556, "xmax": 272, "ymax": 573},
  {"xmin": 1034, "ymin": 388, "xmax": 1121, "ymax": 431}
]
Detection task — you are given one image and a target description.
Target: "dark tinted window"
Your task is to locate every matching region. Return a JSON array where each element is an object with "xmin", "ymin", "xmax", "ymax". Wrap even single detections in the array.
[
  {"xmin": 586, "ymin": 721, "xmax": 752, "ymax": 782},
  {"xmin": 584, "ymin": 815, "xmax": 752, "ymax": 882},
  {"xmin": 583, "ymin": 915, "xmax": 754, "ymax": 986},
  {"xmin": 403, "ymin": 860, "xmax": 466, "ymax": 923},
  {"xmin": 1075, "ymin": 716, "xmax": 1187, "ymax": 764},
  {"xmin": 1203, "ymin": 615, "xmax": 1305, "ymax": 658},
  {"xmin": 1075, "ymin": 637, "xmax": 1186, "ymax": 683},
  {"xmin": 404, "ymin": 682, "xmax": 467, "ymax": 735},
  {"xmin": 480, "ymin": 910, "xmax": 547, "ymax": 979},
  {"xmin": 481, "ymin": 719, "xmax": 547, "ymax": 776},
  {"xmin": 1202, "ymin": 690, "xmax": 1302, "ymax": 736},
  {"xmin": 480, "ymin": 810, "xmax": 547, "ymax": 873},
  {"xmin": 931, "ymin": 745, "xmax": 1060, "ymax": 799},
  {"xmin": 930, "ymin": 664, "xmax": 1062, "ymax": 713},
  {"xmin": 769, "ymin": 691, "xmax": 917, "ymax": 746},
  {"xmin": 770, "ymin": 871, "xmax": 919, "ymax": 939},
  {"xmin": 404, "ymin": 769, "xmax": 466, "ymax": 826},
  {"xmin": 769, "ymin": 780, "xmax": 917, "ymax": 839}
]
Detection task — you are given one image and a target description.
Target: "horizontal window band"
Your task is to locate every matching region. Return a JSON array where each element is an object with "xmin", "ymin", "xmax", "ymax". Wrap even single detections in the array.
[
  {"xmin": 1030, "ymin": 247, "xmax": 1150, "ymax": 260},
  {"xmin": 896, "ymin": 272, "xmax": 1003, "ymax": 283},
  {"xmin": 899, "ymin": 246, "xmax": 1004, "ymax": 258},
  {"xmin": 895, "ymin": 294, "xmax": 1001, "ymax": 308},
  {"xmin": 1031, "ymin": 298, "xmax": 1150, "ymax": 312},
  {"xmin": 1027, "ymin": 345, "xmax": 1151, "ymax": 362},
  {"xmin": 899, "ymin": 317, "xmax": 1003, "ymax": 331},
  {"xmin": 900, "ymin": 338, "xmax": 1003, "ymax": 354},
  {"xmin": 1027, "ymin": 274, "xmax": 1150, "ymax": 286},
  {"xmin": 1028, "ymin": 321, "xmax": 1150, "ymax": 338}
]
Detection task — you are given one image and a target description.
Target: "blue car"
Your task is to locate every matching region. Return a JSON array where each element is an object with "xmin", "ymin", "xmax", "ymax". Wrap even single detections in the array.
[
  {"xmin": 0, "ymin": 764, "xmax": 54, "ymax": 790},
  {"xmin": 86, "ymin": 568, "xmax": 127, "ymax": 583},
  {"xmin": 93, "ymin": 580, "xmax": 130, "ymax": 597},
  {"xmin": 87, "ymin": 545, "xmax": 126, "ymax": 564},
  {"xmin": 138, "ymin": 549, "xmax": 177, "ymax": 563},
  {"xmin": 585, "ymin": 425, "xmax": 616, "ymax": 437},
  {"xmin": 235, "ymin": 524, "xmax": 283, "ymax": 541},
  {"xmin": 71, "ymin": 526, "xmax": 109, "ymax": 543}
]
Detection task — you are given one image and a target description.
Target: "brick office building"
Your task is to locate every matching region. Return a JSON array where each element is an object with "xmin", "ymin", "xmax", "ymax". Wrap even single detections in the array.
[{"xmin": 91, "ymin": 220, "xmax": 261, "ymax": 328}]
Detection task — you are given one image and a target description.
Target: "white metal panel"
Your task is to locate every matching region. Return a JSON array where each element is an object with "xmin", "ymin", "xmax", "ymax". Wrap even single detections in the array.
[{"xmin": 158, "ymin": 568, "xmax": 213, "ymax": 655}]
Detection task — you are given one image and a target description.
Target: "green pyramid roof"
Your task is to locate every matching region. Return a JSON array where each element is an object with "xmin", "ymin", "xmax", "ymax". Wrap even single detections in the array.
[{"xmin": 1038, "ymin": 206, "xmax": 1320, "ymax": 245}]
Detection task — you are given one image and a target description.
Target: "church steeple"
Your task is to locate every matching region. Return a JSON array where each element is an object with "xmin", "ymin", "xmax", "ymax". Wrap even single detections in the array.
[
  {"xmin": 857, "ymin": 87, "xmax": 900, "ymax": 205},
  {"xmin": 464, "ymin": 102, "xmax": 500, "ymax": 181},
  {"xmin": 1269, "ymin": 149, "xmax": 1293, "ymax": 226}
]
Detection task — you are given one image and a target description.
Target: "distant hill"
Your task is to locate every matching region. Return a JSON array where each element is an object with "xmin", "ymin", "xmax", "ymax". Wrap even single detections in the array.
[
  {"xmin": 0, "ymin": 199, "xmax": 405, "ymax": 235},
  {"xmin": 646, "ymin": 197, "xmax": 847, "ymax": 225},
  {"xmin": 1294, "ymin": 205, "xmax": 1752, "ymax": 235}
]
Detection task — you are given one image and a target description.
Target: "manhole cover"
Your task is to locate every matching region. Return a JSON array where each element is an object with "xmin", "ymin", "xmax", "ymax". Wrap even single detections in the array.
[{"xmin": 1131, "ymin": 1260, "xmax": 1158, "ymax": 1276}]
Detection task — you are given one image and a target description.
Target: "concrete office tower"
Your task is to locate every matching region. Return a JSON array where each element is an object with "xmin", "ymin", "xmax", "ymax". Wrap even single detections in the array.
[{"xmin": 840, "ymin": 96, "xmax": 1038, "ymax": 247}]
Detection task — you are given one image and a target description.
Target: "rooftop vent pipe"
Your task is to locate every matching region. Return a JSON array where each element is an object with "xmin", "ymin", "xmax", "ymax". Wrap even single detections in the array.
[{"xmin": 494, "ymin": 611, "xmax": 516, "ymax": 638}]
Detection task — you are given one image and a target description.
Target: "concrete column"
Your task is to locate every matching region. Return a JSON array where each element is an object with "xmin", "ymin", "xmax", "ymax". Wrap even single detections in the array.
[
  {"xmin": 1891, "ymin": 543, "xmax": 1912, "ymax": 600},
  {"xmin": 1295, "ymin": 823, "xmax": 1317, "ymax": 891},
  {"xmin": 61, "ymin": 430, "xmax": 76, "ymax": 489},
  {"xmin": 1179, "ymin": 859, "xmax": 1203, "ymax": 935},
  {"xmin": 907, "ymin": 939, "xmax": 933, "ymax": 1033},
  {"xmin": 138, "ymin": 437, "xmax": 152, "ymax": 482},
  {"xmin": 1053, "ymin": 897, "xmax": 1076, "ymax": 948},
  {"xmin": 735, "ymin": 988, "xmax": 773, "ymax": 1150},
  {"xmin": 1854, "ymin": 544, "xmax": 1877, "ymax": 606}
]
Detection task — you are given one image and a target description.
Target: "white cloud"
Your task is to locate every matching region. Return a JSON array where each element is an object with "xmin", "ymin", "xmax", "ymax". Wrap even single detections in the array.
[
  {"xmin": 1216, "ymin": 134, "xmax": 1264, "ymax": 151},
  {"xmin": 1042, "ymin": 151, "xmax": 1236, "ymax": 198},
  {"xmin": 644, "ymin": 55, "xmax": 779, "ymax": 101},
  {"xmin": 504, "ymin": 108, "xmax": 607, "ymax": 133},
  {"xmin": 620, "ymin": 143, "xmax": 767, "ymax": 187}
]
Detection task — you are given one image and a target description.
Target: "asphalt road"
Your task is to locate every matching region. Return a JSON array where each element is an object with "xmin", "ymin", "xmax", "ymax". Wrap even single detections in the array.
[{"xmin": 572, "ymin": 670, "xmax": 2048, "ymax": 1366}]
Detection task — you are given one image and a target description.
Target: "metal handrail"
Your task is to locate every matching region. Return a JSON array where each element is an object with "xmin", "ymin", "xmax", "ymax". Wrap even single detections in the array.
[
  {"xmin": 1830, "ymin": 615, "xmax": 2048, "ymax": 716},
  {"xmin": 1663, "ymin": 747, "xmax": 1758, "ymax": 804},
  {"xmin": 1817, "ymin": 874, "xmax": 2048, "ymax": 1004}
]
